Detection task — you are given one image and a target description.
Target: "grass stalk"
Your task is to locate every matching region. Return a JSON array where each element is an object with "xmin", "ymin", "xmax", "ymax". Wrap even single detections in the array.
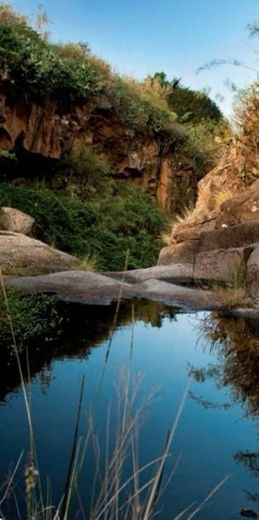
[
  {"xmin": 0, "ymin": 271, "xmax": 45, "ymax": 518},
  {"xmin": 142, "ymin": 379, "xmax": 191, "ymax": 520},
  {"xmin": 185, "ymin": 475, "xmax": 230, "ymax": 520},
  {"xmin": 0, "ymin": 451, "xmax": 24, "ymax": 507},
  {"xmin": 61, "ymin": 375, "xmax": 85, "ymax": 520}
]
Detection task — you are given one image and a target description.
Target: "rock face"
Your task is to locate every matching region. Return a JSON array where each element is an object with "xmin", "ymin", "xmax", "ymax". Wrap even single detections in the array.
[
  {"xmin": 158, "ymin": 169, "xmax": 259, "ymax": 297},
  {"xmin": 0, "ymin": 231, "xmax": 79, "ymax": 275},
  {"xmin": 0, "ymin": 93, "xmax": 200, "ymax": 212},
  {"xmin": 247, "ymin": 245, "xmax": 259, "ymax": 299}
]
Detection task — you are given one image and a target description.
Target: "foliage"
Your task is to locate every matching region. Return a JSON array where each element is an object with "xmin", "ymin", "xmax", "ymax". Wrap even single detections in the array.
[
  {"xmin": 147, "ymin": 72, "xmax": 223, "ymax": 124},
  {"xmin": 55, "ymin": 41, "xmax": 113, "ymax": 79},
  {"xmin": 53, "ymin": 146, "xmax": 111, "ymax": 198},
  {"xmin": 0, "ymin": 289, "xmax": 61, "ymax": 352},
  {"xmin": 0, "ymin": 16, "xmax": 102, "ymax": 103},
  {"xmin": 122, "ymin": 74, "xmax": 172, "ymax": 112},
  {"xmin": 233, "ymin": 79, "xmax": 259, "ymax": 180},
  {"xmin": 248, "ymin": 22, "xmax": 259, "ymax": 37},
  {"xmin": 0, "ymin": 2, "xmax": 27, "ymax": 26},
  {"xmin": 0, "ymin": 182, "xmax": 167, "ymax": 271},
  {"xmin": 168, "ymin": 84, "xmax": 223, "ymax": 124},
  {"xmin": 0, "ymin": 5, "xmax": 178, "ymax": 135},
  {"xmin": 185, "ymin": 119, "xmax": 230, "ymax": 169},
  {"xmin": 0, "ymin": 3, "xmax": 223, "ymax": 147},
  {"xmin": 195, "ymin": 313, "xmax": 259, "ymax": 417},
  {"xmin": 109, "ymin": 77, "xmax": 176, "ymax": 134}
]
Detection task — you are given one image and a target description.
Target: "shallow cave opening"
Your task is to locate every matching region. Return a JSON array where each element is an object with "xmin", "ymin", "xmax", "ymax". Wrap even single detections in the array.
[
  {"xmin": 0, "ymin": 145, "xmax": 58, "ymax": 184},
  {"xmin": 114, "ymin": 167, "xmax": 142, "ymax": 179}
]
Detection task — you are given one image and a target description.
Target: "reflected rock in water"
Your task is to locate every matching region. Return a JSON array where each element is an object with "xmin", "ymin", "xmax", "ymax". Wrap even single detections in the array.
[{"xmin": 192, "ymin": 312, "xmax": 259, "ymax": 417}]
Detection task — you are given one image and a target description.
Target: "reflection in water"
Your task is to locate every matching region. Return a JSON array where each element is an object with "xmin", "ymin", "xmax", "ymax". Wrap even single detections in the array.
[
  {"xmin": 0, "ymin": 299, "xmax": 178, "ymax": 401},
  {"xmin": 39, "ymin": 363, "xmax": 54, "ymax": 394},
  {"xmin": 192, "ymin": 312, "xmax": 259, "ymax": 418},
  {"xmin": 234, "ymin": 451, "xmax": 259, "ymax": 477},
  {"xmin": 191, "ymin": 312, "xmax": 259, "ymax": 509}
]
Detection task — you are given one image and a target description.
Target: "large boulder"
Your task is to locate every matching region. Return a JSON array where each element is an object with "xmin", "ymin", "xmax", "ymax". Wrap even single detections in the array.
[{"xmin": 0, "ymin": 231, "xmax": 80, "ymax": 275}]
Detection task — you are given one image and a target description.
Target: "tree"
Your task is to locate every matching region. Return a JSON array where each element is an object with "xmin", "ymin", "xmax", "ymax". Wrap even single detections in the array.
[{"xmin": 148, "ymin": 72, "xmax": 223, "ymax": 123}]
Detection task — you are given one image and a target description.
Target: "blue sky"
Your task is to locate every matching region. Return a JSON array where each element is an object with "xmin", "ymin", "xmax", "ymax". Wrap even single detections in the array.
[{"xmin": 9, "ymin": 0, "xmax": 259, "ymax": 115}]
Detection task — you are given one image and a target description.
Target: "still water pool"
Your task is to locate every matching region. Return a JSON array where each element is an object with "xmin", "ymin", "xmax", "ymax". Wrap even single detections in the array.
[{"xmin": 0, "ymin": 304, "xmax": 258, "ymax": 519}]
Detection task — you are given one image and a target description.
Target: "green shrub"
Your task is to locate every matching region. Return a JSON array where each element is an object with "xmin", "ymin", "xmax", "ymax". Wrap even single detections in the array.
[
  {"xmin": 168, "ymin": 85, "xmax": 222, "ymax": 124},
  {"xmin": 0, "ymin": 183, "xmax": 167, "ymax": 271},
  {"xmin": 53, "ymin": 147, "xmax": 111, "ymax": 197},
  {"xmin": 0, "ymin": 22, "xmax": 102, "ymax": 103},
  {"xmin": 185, "ymin": 119, "xmax": 230, "ymax": 169},
  {"xmin": 110, "ymin": 78, "xmax": 176, "ymax": 134},
  {"xmin": 0, "ymin": 8, "xmax": 178, "ymax": 136},
  {"xmin": 0, "ymin": 183, "xmax": 100, "ymax": 254}
]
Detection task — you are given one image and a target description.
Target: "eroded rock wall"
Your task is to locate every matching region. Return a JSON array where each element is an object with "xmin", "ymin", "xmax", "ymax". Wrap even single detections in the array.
[{"xmin": 0, "ymin": 92, "xmax": 200, "ymax": 212}]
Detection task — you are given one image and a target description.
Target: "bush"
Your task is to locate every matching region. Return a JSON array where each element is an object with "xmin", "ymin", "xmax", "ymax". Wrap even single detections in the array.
[
  {"xmin": 185, "ymin": 119, "xmax": 230, "ymax": 169},
  {"xmin": 110, "ymin": 78, "xmax": 176, "ymax": 134},
  {"xmin": 168, "ymin": 85, "xmax": 223, "ymax": 124},
  {"xmin": 0, "ymin": 22, "xmax": 102, "ymax": 104},
  {"xmin": 233, "ymin": 80, "xmax": 259, "ymax": 180},
  {"xmin": 53, "ymin": 146, "xmax": 111, "ymax": 198},
  {"xmin": 0, "ymin": 2, "xmax": 27, "ymax": 26},
  {"xmin": 0, "ymin": 183, "xmax": 167, "ymax": 271}
]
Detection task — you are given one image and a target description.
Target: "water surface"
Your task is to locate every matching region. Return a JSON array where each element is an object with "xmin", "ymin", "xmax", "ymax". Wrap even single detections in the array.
[{"xmin": 0, "ymin": 304, "xmax": 258, "ymax": 519}]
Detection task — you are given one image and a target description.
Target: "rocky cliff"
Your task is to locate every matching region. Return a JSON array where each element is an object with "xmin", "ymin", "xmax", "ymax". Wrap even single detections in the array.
[
  {"xmin": 0, "ymin": 91, "xmax": 203, "ymax": 213},
  {"xmin": 158, "ymin": 80, "xmax": 259, "ymax": 298}
]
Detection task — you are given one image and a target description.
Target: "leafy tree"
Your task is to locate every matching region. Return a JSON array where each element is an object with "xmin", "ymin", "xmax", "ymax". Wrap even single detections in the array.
[
  {"xmin": 148, "ymin": 72, "xmax": 222, "ymax": 124},
  {"xmin": 168, "ymin": 83, "xmax": 222, "ymax": 124}
]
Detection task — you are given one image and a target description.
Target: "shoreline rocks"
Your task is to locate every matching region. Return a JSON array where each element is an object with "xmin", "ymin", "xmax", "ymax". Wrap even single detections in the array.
[{"xmin": 5, "ymin": 269, "xmax": 226, "ymax": 311}]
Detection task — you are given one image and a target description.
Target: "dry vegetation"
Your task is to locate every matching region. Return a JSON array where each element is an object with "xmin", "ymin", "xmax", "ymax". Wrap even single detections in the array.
[{"xmin": 163, "ymin": 78, "xmax": 259, "ymax": 244}]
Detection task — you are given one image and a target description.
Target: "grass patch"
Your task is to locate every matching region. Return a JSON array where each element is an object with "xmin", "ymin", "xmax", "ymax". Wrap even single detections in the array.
[
  {"xmin": 79, "ymin": 254, "xmax": 97, "ymax": 271},
  {"xmin": 214, "ymin": 187, "xmax": 233, "ymax": 208},
  {"xmin": 161, "ymin": 205, "xmax": 199, "ymax": 244},
  {"xmin": 217, "ymin": 287, "xmax": 250, "ymax": 309}
]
